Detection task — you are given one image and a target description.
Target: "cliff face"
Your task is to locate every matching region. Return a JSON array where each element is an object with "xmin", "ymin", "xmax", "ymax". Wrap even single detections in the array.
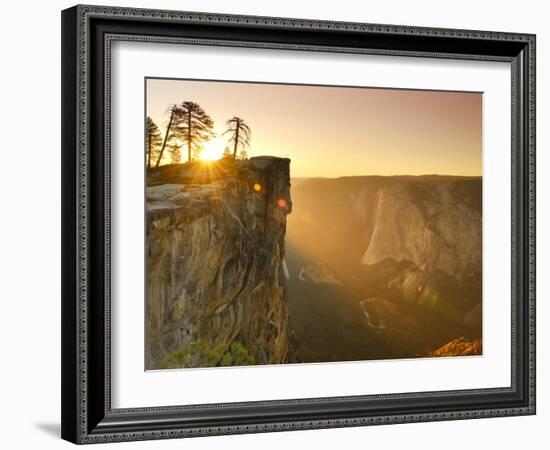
[
  {"xmin": 359, "ymin": 180, "xmax": 482, "ymax": 304},
  {"xmin": 146, "ymin": 157, "xmax": 292, "ymax": 369},
  {"xmin": 360, "ymin": 181, "xmax": 481, "ymax": 279}
]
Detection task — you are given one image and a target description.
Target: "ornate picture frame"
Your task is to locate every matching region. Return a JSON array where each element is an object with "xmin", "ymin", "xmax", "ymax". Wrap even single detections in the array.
[{"xmin": 61, "ymin": 5, "xmax": 536, "ymax": 444}]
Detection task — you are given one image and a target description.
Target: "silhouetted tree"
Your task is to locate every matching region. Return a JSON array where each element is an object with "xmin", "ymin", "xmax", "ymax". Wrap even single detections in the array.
[
  {"xmin": 146, "ymin": 117, "xmax": 162, "ymax": 169},
  {"xmin": 222, "ymin": 146, "xmax": 232, "ymax": 160},
  {"xmin": 238, "ymin": 148, "xmax": 248, "ymax": 160},
  {"xmin": 172, "ymin": 101, "xmax": 215, "ymax": 162},
  {"xmin": 167, "ymin": 140, "xmax": 182, "ymax": 163},
  {"xmin": 155, "ymin": 104, "xmax": 179, "ymax": 168},
  {"xmin": 223, "ymin": 117, "xmax": 251, "ymax": 159}
]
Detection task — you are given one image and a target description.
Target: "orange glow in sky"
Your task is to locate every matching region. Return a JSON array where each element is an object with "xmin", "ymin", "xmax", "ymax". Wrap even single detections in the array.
[{"xmin": 147, "ymin": 78, "xmax": 482, "ymax": 177}]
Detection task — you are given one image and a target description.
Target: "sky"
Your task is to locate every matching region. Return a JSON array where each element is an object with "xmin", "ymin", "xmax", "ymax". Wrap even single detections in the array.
[{"xmin": 146, "ymin": 78, "xmax": 482, "ymax": 178}]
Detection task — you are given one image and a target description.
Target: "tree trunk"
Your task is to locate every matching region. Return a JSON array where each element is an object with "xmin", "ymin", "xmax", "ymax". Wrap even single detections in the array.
[
  {"xmin": 187, "ymin": 112, "xmax": 192, "ymax": 162},
  {"xmin": 156, "ymin": 107, "xmax": 175, "ymax": 168},
  {"xmin": 232, "ymin": 123, "xmax": 240, "ymax": 159},
  {"xmin": 147, "ymin": 133, "xmax": 151, "ymax": 169}
]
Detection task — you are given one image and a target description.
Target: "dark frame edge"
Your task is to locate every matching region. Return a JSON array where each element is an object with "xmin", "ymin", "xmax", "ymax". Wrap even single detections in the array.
[
  {"xmin": 523, "ymin": 32, "xmax": 536, "ymax": 415},
  {"xmin": 61, "ymin": 5, "xmax": 80, "ymax": 445},
  {"xmin": 509, "ymin": 35, "xmax": 536, "ymax": 417}
]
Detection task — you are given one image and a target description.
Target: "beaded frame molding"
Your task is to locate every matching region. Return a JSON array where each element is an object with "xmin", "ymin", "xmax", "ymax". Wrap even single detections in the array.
[{"xmin": 61, "ymin": 4, "xmax": 536, "ymax": 444}]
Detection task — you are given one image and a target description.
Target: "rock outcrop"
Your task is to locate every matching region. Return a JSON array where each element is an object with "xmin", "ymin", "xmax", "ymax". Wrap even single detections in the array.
[
  {"xmin": 146, "ymin": 157, "xmax": 292, "ymax": 369},
  {"xmin": 429, "ymin": 337, "xmax": 482, "ymax": 357},
  {"xmin": 299, "ymin": 262, "xmax": 342, "ymax": 285}
]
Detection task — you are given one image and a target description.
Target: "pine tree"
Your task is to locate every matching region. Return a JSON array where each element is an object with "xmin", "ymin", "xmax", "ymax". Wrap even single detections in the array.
[
  {"xmin": 222, "ymin": 146, "xmax": 232, "ymax": 160},
  {"xmin": 146, "ymin": 117, "xmax": 162, "ymax": 168},
  {"xmin": 167, "ymin": 140, "xmax": 181, "ymax": 163},
  {"xmin": 155, "ymin": 104, "xmax": 179, "ymax": 168},
  {"xmin": 171, "ymin": 101, "xmax": 215, "ymax": 162},
  {"xmin": 223, "ymin": 117, "xmax": 251, "ymax": 159},
  {"xmin": 238, "ymin": 148, "xmax": 248, "ymax": 160}
]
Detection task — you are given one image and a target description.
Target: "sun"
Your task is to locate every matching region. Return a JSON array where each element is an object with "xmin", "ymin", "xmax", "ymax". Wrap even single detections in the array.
[{"xmin": 200, "ymin": 138, "xmax": 225, "ymax": 161}]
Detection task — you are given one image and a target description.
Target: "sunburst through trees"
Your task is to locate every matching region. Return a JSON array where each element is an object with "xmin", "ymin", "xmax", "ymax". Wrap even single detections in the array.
[{"xmin": 147, "ymin": 102, "xmax": 252, "ymax": 167}]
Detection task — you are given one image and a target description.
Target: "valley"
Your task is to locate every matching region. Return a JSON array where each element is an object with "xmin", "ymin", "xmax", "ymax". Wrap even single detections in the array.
[{"xmin": 285, "ymin": 175, "xmax": 483, "ymax": 362}]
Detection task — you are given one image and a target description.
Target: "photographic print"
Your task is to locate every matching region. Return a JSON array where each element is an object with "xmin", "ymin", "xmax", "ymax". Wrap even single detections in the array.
[
  {"xmin": 61, "ymin": 8, "xmax": 536, "ymax": 441},
  {"xmin": 145, "ymin": 78, "xmax": 482, "ymax": 370}
]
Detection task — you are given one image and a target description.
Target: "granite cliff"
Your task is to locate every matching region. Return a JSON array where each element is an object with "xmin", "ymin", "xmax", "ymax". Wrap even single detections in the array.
[{"xmin": 146, "ymin": 157, "xmax": 292, "ymax": 369}]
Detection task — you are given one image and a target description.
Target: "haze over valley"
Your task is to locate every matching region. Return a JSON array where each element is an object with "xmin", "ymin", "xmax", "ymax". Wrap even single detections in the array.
[{"xmin": 285, "ymin": 175, "xmax": 482, "ymax": 361}]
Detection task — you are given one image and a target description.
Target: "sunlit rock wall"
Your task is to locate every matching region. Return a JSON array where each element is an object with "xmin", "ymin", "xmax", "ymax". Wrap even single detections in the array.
[{"xmin": 146, "ymin": 157, "xmax": 292, "ymax": 369}]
